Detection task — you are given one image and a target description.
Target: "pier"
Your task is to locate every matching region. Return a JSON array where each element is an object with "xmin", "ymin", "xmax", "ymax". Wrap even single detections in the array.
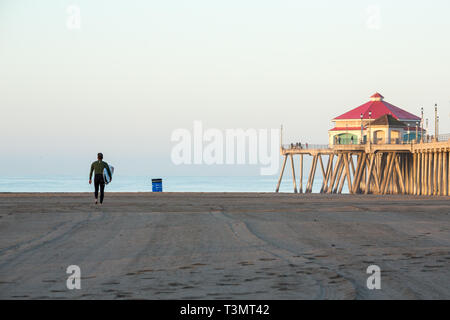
[
  {"xmin": 275, "ymin": 93, "xmax": 449, "ymax": 196},
  {"xmin": 276, "ymin": 138, "xmax": 450, "ymax": 196}
]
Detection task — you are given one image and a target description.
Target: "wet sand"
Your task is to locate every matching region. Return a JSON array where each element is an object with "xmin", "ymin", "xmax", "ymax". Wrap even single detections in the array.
[{"xmin": 0, "ymin": 192, "xmax": 449, "ymax": 299}]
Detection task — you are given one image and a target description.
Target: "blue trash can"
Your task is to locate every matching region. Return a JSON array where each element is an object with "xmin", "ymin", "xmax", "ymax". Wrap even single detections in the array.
[{"xmin": 152, "ymin": 178, "xmax": 163, "ymax": 192}]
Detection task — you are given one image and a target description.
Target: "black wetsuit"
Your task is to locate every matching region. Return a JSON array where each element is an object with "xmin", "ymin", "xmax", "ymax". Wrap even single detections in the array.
[
  {"xmin": 94, "ymin": 174, "xmax": 105, "ymax": 203},
  {"xmin": 89, "ymin": 160, "xmax": 112, "ymax": 204}
]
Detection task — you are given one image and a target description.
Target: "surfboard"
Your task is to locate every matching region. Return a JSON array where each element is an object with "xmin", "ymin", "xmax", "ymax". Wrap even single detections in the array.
[{"xmin": 103, "ymin": 164, "xmax": 114, "ymax": 184}]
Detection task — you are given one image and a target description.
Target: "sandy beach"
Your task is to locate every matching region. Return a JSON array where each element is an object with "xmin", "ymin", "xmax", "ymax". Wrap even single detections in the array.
[{"xmin": 0, "ymin": 192, "xmax": 449, "ymax": 300}]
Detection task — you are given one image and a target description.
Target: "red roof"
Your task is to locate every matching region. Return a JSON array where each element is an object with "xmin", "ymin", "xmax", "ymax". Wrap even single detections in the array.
[
  {"xmin": 334, "ymin": 93, "xmax": 420, "ymax": 121},
  {"xmin": 329, "ymin": 127, "xmax": 366, "ymax": 131}
]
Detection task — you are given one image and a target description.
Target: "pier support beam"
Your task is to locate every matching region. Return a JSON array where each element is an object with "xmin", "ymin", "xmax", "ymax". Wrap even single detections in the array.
[
  {"xmin": 415, "ymin": 153, "xmax": 420, "ymax": 195},
  {"xmin": 438, "ymin": 151, "xmax": 442, "ymax": 196},
  {"xmin": 365, "ymin": 153, "xmax": 375, "ymax": 194},
  {"xmin": 299, "ymin": 154, "xmax": 303, "ymax": 194},
  {"xmin": 275, "ymin": 154, "xmax": 288, "ymax": 193},
  {"xmin": 427, "ymin": 152, "xmax": 432, "ymax": 196},
  {"xmin": 290, "ymin": 154, "xmax": 298, "ymax": 193},
  {"xmin": 380, "ymin": 153, "xmax": 395, "ymax": 195},
  {"xmin": 321, "ymin": 155, "xmax": 332, "ymax": 193},
  {"xmin": 352, "ymin": 153, "xmax": 367, "ymax": 194},
  {"xmin": 318, "ymin": 155, "xmax": 327, "ymax": 193},
  {"xmin": 306, "ymin": 155, "xmax": 319, "ymax": 193},
  {"xmin": 394, "ymin": 155, "xmax": 406, "ymax": 194},
  {"xmin": 444, "ymin": 151, "xmax": 448, "ymax": 196},
  {"xmin": 344, "ymin": 153, "xmax": 353, "ymax": 193},
  {"xmin": 327, "ymin": 154, "xmax": 342, "ymax": 194},
  {"xmin": 421, "ymin": 152, "xmax": 425, "ymax": 195}
]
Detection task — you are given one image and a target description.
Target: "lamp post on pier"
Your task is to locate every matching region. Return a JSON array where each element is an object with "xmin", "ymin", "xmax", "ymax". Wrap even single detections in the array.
[
  {"xmin": 407, "ymin": 123, "xmax": 410, "ymax": 143},
  {"xmin": 368, "ymin": 110, "xmax": 372, "ymax": 146},
  {"xmin": 280, "ymin": 124, "xmax": 283, "ymax": 150},
  {"xmin": 434, "ymin": 104, "xmax": 438, "ymax": 139},
  {"xmin": 360, "ymin": 113, "xmax": 364, "ymax": 144},
  {"xmin": 415, "ymin": 122, "xmax": 419, "ymax": 144},
  {"xmin": 437, "ymin": 116, "xmax": 440, "ymax": 141},
  {"xmin": 421, "ymin": 107, "xmax": 424, "ymax": 143}
]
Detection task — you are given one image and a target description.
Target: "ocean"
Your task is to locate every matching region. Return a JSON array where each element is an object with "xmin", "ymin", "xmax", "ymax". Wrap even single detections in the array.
[{"xmin": 0, "ymin": 175, "xmax": 342, "ymax": 193}]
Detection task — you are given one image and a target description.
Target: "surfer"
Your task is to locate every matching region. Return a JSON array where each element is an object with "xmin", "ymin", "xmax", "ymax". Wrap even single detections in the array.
[{"xmin": 89, "ymin": 153, "xmax": 112, "ymax": 205}]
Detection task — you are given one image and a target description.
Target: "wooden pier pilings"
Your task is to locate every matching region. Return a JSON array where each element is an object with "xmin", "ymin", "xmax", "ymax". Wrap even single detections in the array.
[{"xmin": 276, "ymin": 141, "xmax": 450, "ymax": 196}]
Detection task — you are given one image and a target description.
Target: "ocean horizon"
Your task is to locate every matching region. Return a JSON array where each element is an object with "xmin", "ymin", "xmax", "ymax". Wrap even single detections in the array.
[{"xmin": 0, "ymin": 175, "xmax": 342, "ymax": 193}]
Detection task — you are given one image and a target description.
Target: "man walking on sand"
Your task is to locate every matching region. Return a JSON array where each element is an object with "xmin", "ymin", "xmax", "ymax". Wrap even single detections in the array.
[{"xmin": 89, "ymin": 153, "xmax": 112, "ymax": 205}]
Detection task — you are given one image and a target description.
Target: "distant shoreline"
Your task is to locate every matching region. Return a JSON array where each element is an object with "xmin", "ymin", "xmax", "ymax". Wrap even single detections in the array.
[{"xmin": 0, "ymin": 192, "xmax": 448, "ymax": 200}]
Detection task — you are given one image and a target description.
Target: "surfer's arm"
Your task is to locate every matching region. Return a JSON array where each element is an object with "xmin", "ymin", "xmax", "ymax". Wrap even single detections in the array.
[{"xmin": 89, "ymin": 163, "xmax": 94, "ymax": 180}]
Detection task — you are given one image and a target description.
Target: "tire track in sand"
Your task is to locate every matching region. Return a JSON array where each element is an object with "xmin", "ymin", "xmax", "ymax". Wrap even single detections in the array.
[
  {"xmin": 209, "ymin": 208, "xmax": 357, "ymax": 299},
  {"xmin": 0, "ymin": 210, "xmax": 108, "ymax": 271}
]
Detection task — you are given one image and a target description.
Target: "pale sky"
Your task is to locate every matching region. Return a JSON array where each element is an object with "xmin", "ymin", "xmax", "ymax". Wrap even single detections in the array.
[{"xmin": 1, "ymin": 0, "xmax": 449, "ymax": 176}]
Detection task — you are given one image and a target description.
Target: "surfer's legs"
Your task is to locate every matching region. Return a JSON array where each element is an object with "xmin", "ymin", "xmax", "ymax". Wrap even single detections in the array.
[
  {"xmin": 94, "ymin": 174, "xmax": 104, "ymax": 203},
  {"xmin": 99, "ymin": 182, "xmax": 105, "ymax": 203},
  {"xmin": 94, "ymin": 179, "xmax": 99, "ymax": 201}
]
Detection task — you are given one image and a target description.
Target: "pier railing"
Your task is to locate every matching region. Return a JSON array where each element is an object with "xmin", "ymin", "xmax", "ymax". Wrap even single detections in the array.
[
  {"xmin": 438, "ymin": 133, "xmax": 450, "ymax": 142},
  {"xmin": 282, "ymin": 143, "xmax": 329, "ymax": 150},
  {"xmin": 282, "ymin": 133, "xmax": 450, "ymax": 151}
]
